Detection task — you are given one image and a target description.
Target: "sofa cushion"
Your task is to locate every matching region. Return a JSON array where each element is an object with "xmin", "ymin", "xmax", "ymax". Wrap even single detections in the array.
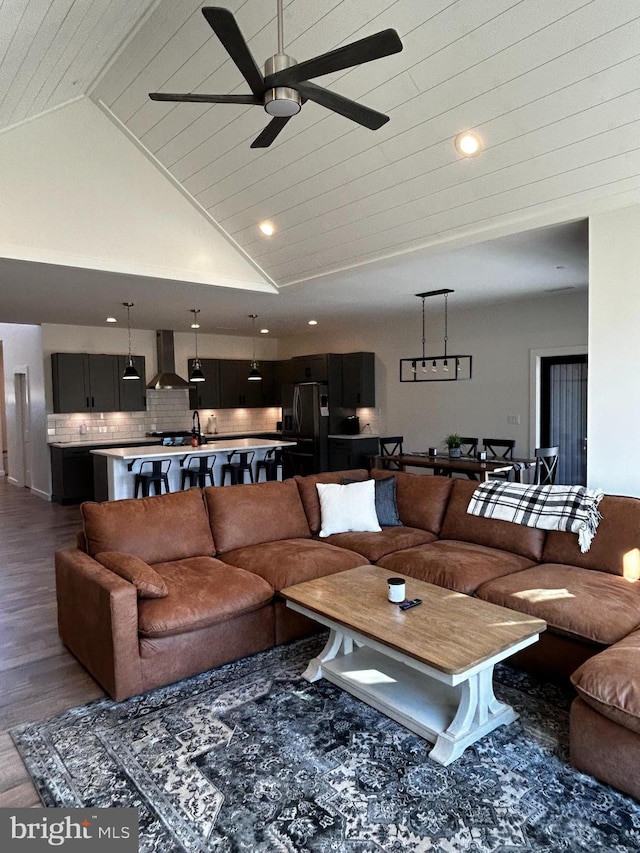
[
  {"xmin": 342, "ymin": 475, "xmax": 402, "ymax": 527},
  {"xmin": 378, "ymin": 540, "xmax": 536, "ymax": 595},
  {"xmin": 138, "ymin": 556, "xmax": 273, "ymax": 639},
  {"xmin": 295, "ymin": 470, "xmax": 369, "ymax": 534},
  {"xmin": 217, "ymin": 538, "xmax": 369, "ymax": 591},
  {"xmin": 371, "ymin": 469, "xmax": 454, "ymax": 535},
  {"xmin": 439, "ymin": 479, "xmax": 546, "ymax": 561},
  {"xmin": 82, "ymin": 489, "xmax": 215, "ymax": 564},
  {"xmin": 96, "ymin": 551, "xmax": 168, "ymax": 598},
  {"xmin": 542, "ymin": 494, "xmax": 640, "ymax": 576},
  {"xmin": 204, "ymin": 479, "xmax": 311, "ymax": 554},
  {"xmin": 571, "ymin": 630, "xmax": 640, "ymax": 735},
  {"xmin": 321, "ymin": 526, "xmax": 436, "ymax": 562},
  {"xmin": 476, "ymin": 563, "xmax": 640, "ymax": 645},
  {"xmin": 317, "ymin": 480, "xmax": 381, "ymax": 537}
]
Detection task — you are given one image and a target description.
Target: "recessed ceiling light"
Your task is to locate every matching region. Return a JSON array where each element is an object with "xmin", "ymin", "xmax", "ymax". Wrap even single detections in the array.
[
  {"xmin": 259, "ymin": 221, "xmax": 275, "ymax": 236},
  {"xmin": 308, "ymin": 319, "xmax": 318, "ymax": 326},
  {"xmin": 455, "ymin": 131, "xmax": 483, "ymax": 157},
  {"xmin": 106, "ymin": 317, "xmax": 117, "ymax": 323},
  {"xmin": 260, "ymin": 328, "xmax": 269, "ymax": 334}
]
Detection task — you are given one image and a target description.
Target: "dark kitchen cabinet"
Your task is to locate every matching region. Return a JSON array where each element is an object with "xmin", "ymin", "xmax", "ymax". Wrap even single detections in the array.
[
  {"xmin": 50, "ymin": 439, "xmax": 158, "ymax": 504},
  {"xmin": 290, "ymin": 354, "xmax": 329, "ymax": 382},
  {"xmin": 188, "ymin": 358, "xmax": 221, "ymax": 409},
  {"xmin": 52, "ymin": 353, "xmax": 118, "ymax": 413},
  {"xmin": 219, "ymin": 360, "xmax": 264, "ymax": 408},
  {"xmin": 52, "ymin": 353, "xmax": 146, "ymax": 413},
  {"xmin": 342, "ymin": 352, "xmax": 375, "ymax": 407},
  {"xmin": 117, "ymin": 355, "xmax": 146, "ymax": 411},
  {"xmin": 328, "ymin": 436, "xmax": 379, "ymax": 471}
]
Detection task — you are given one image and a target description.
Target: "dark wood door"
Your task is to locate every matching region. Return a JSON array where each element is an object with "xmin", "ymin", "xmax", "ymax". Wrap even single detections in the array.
[
  {"xmin": 342, "ymin": 352, "xmax": 375, "ymax": 407},
  {"xmin": 188, "ymin": 359, "xmax": 221, "ymax": 409},
  {"xmin": 52, "ymin": 353, "xmax": 90, "ymax": 413},
  {"xmin": 541, "ymin": 355, "xmax": 587, "ymax": 485},
  {"xmin": 88, "ymin": 355, "xmax": 119, "ymax": 412}
]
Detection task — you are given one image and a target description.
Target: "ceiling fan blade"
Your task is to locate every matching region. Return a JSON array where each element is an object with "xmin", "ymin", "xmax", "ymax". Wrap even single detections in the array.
[
  {"xmin": 202, "ymin": 7, "xmax": 265, "ymax": 97},
  {"xmin": 296, "ymin": 81, "xmax": 389, "ymax": 130},
  {"xmin": 149, "ymin": 92, "xmax": 260, "ymax": 104},
  {"xmin": 250, "ymin": 116, "xmax": 292, "ymax": 148},
  {"xmin": 265, "ymin": 28, "xmax": 402, "ymax": 88}
]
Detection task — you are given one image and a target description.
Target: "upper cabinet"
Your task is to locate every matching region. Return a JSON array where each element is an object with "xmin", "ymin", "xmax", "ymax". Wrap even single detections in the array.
[
  {"xmin": 117, "ymin": 355, "xmax": 146, "ymax": 412},
  {"xmin": 341, "ymin": 352, "xmax": 375, "ymax": 407},
  {"xmin": 219, "ymin": 359, "xmax": 265, "ymax": 408},
  {"xmin": 52, "ymin": 353, "xmax": 146, "ymax": 413},
  {"xmin": 188, "ymin": 358, "xmax": 221, "ymax": 409}
]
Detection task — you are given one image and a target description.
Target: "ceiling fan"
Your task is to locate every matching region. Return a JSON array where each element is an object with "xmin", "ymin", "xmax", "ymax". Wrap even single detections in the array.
[{"xmin": 148, "ymin": 2, "xmax": 403, "ymax": 148}]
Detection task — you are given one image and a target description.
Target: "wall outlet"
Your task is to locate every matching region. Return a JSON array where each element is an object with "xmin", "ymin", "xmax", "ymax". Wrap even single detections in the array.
[{"xmin": 506, "ymin": 414, "xmax": 521, "ymax": 425}]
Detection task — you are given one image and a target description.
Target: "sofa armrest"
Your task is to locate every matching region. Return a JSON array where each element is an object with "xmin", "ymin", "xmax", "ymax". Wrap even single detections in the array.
[{"xmin": 55, "ymin": 546, "xmax": 143, "ymax": 701}]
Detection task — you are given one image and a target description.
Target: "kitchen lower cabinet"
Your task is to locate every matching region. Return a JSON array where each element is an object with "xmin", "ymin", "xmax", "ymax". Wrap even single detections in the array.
[
  {"xmin": 328, "ymin": 436, "xmax": 379, "ymax": 472},
  {"xmin": 50, "ymin": 440, "xmax": 157, "ymax": 504}
]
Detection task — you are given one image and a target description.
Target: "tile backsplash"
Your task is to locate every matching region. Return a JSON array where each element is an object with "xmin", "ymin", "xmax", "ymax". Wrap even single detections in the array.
[{"xmin": 46, "ymin": 390, "xmax": 283, "ymax": 443}]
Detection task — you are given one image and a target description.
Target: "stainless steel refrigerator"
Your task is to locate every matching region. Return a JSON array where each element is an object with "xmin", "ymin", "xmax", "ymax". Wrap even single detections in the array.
[{"xmin": 281, "ymin": 382, "xmax": 330, "ymax": 475}]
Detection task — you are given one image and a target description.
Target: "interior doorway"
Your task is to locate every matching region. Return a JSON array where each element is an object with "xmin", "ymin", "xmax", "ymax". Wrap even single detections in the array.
[
  {"xmin": 14, "ymin": 371, "xmax": 31, "ymax": 489},
  {"xmin": 540, "ymin": 355, "xmax": 588, "ymax": 485}
]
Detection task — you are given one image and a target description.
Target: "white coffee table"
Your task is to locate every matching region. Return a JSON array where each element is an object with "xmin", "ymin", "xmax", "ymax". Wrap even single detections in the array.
[{"xmin": 281, "ymin": 564, "xmax": 546, "ymax": 765}]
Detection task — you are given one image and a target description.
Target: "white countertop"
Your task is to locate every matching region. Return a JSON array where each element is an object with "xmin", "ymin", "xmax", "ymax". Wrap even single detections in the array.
[{"xmin": 91, "ymin": 437, "xmax": 296, "ymax": 460}]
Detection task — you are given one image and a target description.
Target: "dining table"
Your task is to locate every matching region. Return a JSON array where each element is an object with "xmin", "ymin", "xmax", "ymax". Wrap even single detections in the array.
[{"xmin": 375, "ymin": 452, "xmax": 536, "ymax": 482}]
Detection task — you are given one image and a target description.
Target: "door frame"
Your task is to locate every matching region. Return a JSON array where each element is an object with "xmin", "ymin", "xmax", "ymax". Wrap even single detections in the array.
[{"xmin": 529, "ymin": 345, "xmax": 587, "ymax": 457}]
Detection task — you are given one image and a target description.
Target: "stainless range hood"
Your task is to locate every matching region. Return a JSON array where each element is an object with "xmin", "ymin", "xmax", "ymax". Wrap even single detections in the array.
[{"xmin": 147, "ymin": 330, "xmax": 191, "ymax": 390}]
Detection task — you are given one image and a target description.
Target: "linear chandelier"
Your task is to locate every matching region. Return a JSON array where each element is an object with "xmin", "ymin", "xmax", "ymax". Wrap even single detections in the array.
[{"xmin": 399, "ymin": 289, "xmax": 472, "ymax": 382}]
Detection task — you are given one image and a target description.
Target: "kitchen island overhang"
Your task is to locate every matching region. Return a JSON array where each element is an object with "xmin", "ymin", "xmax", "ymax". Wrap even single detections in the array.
[{"xmin": 91, "ymin": 438, "xmax": 296, "ymax": 500}]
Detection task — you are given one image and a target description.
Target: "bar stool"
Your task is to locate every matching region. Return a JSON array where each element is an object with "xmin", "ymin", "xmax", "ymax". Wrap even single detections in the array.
[
  {"xmin": 220, "ymin": 450, "xmax": 255, "ymax": 485},
  {"xmin": 181, "ymin": 454, "xmax": 216, "ymax": 489},
  {"xmin": 255, "ymin": 447, "xmax": 282, "ymax": 482},
  {"xmin": 134, "ymin": 459, "xmax": 172, "ymax": 497}
]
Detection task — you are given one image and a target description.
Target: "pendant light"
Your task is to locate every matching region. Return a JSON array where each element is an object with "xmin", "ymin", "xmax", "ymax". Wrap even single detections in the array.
[
  {"xmin": 247, "ymin": 314, "xmax": 262, "ymax": 381},
  {"xmin": 122, "ymin": 302, "xmax": 141, "ymax": 380},
  {"xmin": 190, "ymin": 309, "xmax": 205, "ymax": 382},
  {"xmin": 399, "ymin": 289, "xmax": 473, "ymax": 382}
]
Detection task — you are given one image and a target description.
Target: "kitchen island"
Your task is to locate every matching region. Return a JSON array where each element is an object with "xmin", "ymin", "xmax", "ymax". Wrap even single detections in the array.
[{"xmin": 91, "ymin": 438, "xmax": 296, "ymax": 501}]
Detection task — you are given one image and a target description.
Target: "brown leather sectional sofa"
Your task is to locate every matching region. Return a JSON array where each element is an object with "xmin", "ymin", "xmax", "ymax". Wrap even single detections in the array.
[{"xmin": 55, "ymin": 468, "xmax": 640, "ymax": 799}]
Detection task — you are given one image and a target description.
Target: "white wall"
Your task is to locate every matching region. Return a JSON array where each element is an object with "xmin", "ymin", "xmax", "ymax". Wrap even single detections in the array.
[
  {"xmin": 588, "ymin": 206, "xmax": 640, "ymax": 496},
  {"xmin": 0, "ymin": 98, "xmax": 276, "ymax": 293},
  {"xmin": 279, "ymin": 291, "xmax": 588, "ymax": 458},
  {"xmin": 0, "ymin": 323, "xmax": 49, "ymax": 498}
]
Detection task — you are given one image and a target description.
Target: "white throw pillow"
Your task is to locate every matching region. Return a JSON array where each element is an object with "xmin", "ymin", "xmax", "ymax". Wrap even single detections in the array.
[{"xmin": 316, "ymin": 479, "xmax": 382, "ymax": 538}]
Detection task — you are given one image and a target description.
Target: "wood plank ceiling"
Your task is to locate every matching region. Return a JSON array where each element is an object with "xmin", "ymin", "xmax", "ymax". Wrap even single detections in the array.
[{"xmin": 3, "ymin": 0, "xmax": 640, "ymax": 294}]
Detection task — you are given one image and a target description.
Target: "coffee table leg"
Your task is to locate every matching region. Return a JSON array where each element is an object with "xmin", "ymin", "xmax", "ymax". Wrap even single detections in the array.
[
  {"xmin": 302, "ymin": 629, "xmax": 353, "ymax": 682},
  {"xmin": 429, "ymin": 666, "xmax": 518, "ymax": 765}
]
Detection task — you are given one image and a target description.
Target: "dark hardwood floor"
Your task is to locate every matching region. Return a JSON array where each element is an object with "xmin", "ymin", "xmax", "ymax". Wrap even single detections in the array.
[{"xmin": 0, "ymin": 477, "xmax": 104, "ymax": 806}]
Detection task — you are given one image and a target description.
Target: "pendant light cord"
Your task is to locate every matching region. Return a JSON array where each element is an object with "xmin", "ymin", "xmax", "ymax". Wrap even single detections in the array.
[
  {"xmin": 443, "ymin": 291, "xmax": 448, "ymax": 359},
  {"xmin": 421, "ymin": 296, "xmax": 426, "ymax": 361}
]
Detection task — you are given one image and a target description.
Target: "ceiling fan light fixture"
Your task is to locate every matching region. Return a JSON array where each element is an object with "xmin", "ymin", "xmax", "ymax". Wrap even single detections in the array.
[{"xmin": 264, "ymin": 87, "xmax": 301, "ymax": 116}]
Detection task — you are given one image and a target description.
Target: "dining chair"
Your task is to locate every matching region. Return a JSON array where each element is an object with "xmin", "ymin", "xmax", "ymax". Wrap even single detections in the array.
[
  {"xmin": 482, "ymin": 438, "xmax": 515, "ymax": 459},
  {"xmin": 482, "ymin": 438, "xmax": 516, "ymax": 481},
  {"xmin": 459, "ymin": 437, "xmax": 478, "ymax": 456},
  {"xmin": 533, "ymin": 446, "xmax": 559, "ymax": 486},
  {"xmin": 379, "ymin": 436, "xmax": 404, "ymax": 470}
]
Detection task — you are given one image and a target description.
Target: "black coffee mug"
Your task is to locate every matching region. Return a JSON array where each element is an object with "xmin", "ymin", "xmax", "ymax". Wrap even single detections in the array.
[
  {"xmin": 476, "ymin": 450, "xmax": 487, "ymax": 461},
  {"xmin": 428, "ymin": 447, "xmax": 438, "ymax": 457}
]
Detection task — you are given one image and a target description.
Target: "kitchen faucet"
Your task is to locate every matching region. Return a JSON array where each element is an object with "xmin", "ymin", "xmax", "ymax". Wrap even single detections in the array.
[{"xmin": 192, "ymin": 410, "xmax": 201, "ymax": 444}]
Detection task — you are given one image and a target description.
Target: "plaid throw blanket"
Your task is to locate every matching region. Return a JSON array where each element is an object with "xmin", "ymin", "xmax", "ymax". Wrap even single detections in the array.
[{"xmin": 467, "ymin": 482, "xmax": 604, "ymax": 552}]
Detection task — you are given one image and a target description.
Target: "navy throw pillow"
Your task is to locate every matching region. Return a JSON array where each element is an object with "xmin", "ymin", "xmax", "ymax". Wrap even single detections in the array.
[{"xmin": 341, "ymin": 476, "xmax": 403, "ymax": 527}]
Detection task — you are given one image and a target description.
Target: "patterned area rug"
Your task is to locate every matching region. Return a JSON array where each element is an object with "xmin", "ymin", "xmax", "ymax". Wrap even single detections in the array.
[{"xmin": 11, "ymin": 635, "xmax": 640, "ymax": 852}]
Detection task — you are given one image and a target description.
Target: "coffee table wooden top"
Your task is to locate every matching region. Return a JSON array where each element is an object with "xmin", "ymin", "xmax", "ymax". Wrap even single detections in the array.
[{"xmin": 281, "ymin": 565, "xmax": 546, "ymax": 675}]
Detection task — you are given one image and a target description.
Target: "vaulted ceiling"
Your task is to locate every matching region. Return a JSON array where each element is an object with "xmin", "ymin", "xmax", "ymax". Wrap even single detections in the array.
[{"xmin": 3, "ymin": 0, "xmax": 639, "ymax": 333}]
